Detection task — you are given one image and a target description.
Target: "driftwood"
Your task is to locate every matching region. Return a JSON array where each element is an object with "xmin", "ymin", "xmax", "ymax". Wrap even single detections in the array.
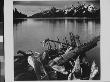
[
  {"xmin": 14, "ymin": 34, "xmax": 100, "ymax": 80},
  {"xmin": 49, "ymin": 36, "xmax": 100, "ymax": 66}
]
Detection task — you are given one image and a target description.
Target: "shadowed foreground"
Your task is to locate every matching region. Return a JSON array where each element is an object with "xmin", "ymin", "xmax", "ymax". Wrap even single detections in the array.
[{"xmin": 14, "ymin": 34, "xmax": 100, "ymax": 80}]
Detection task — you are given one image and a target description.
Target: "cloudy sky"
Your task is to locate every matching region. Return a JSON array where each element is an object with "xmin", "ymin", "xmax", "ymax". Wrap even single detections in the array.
[{"xmin": 13, "ymin": 0, "xmax": 100, "ymax": 17}]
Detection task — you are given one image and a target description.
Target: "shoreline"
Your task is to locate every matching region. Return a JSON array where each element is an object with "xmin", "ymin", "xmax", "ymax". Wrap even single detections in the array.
[{"xmin": 14, "ymin": 17, "xmax": 100, "ymax": 20}]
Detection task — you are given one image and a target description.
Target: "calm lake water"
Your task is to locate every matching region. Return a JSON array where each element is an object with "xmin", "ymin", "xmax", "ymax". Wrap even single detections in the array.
[{"xmin": 14, "ymin": 18, "xmax": 100, "ymax": 66}]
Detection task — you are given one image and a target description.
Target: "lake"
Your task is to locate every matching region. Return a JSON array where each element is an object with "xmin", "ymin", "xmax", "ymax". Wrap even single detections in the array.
[{"xmin": 13, "ymin": 18, "xmax": 100, "ymax": 67}]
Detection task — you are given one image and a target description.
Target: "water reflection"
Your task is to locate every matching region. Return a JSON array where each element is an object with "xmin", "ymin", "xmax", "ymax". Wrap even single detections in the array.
[
  {"xmin": 32, "ymin": 18, "xmax": 100, "ymax": 25},
  {"xmin": 14, "ymin": 18, "xmax": 100, "ymax": 66},
  {"xmin": 13, "ymin": 19, "xmax": 27, "ymax": 26}
]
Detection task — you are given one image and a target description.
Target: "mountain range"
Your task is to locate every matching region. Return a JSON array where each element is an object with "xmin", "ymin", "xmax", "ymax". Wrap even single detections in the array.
[
  {"xmin": 30, "ymin": 3, "xmax": 100, "ymax": 18},
  {"xmin": 13, "ymin": 3, "xmax": 100, "ymax": 18}
]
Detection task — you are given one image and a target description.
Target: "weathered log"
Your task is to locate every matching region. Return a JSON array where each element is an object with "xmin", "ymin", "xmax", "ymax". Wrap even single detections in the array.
[{"xmin": 49, "ymin": 36, "xmax": 100, "ymax": 66}]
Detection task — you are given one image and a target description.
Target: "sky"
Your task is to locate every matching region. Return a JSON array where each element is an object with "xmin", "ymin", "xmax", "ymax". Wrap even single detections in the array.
[{"xmin": 13, "ymin": 0, "xmax": 100, "ymax": 17}]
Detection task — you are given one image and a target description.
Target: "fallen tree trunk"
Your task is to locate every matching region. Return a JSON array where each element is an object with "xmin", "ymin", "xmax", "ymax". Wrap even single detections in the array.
[{"xmin": 49, "ymin": 36, "xmax": 100, "ymax": 66}]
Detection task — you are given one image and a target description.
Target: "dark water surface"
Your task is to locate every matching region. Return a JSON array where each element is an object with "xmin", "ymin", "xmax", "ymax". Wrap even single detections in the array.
[{"xmin": 14, "ymin": 18, "xmax": 100, "ymax": 66}]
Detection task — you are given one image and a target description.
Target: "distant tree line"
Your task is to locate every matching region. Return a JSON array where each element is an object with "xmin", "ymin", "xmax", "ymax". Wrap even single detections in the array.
[{"xmin": 13, "ymin": 8, "xmax": 27, "ymax": 18}]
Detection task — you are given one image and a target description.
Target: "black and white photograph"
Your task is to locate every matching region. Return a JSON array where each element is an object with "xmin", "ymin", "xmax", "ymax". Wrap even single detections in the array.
[
  {"xmin": 0, "ymin": 0, "xmax": 4, "ymax": 82},
  {"xmin": 13, "ymin": 0, "xmax": 100, "ymax": 81}
]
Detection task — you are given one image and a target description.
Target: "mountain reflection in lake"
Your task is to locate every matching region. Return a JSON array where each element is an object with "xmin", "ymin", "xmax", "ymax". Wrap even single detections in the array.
[{"xmin": 13, "ymin": 18, "xmax": 100, "ymax": 66}]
